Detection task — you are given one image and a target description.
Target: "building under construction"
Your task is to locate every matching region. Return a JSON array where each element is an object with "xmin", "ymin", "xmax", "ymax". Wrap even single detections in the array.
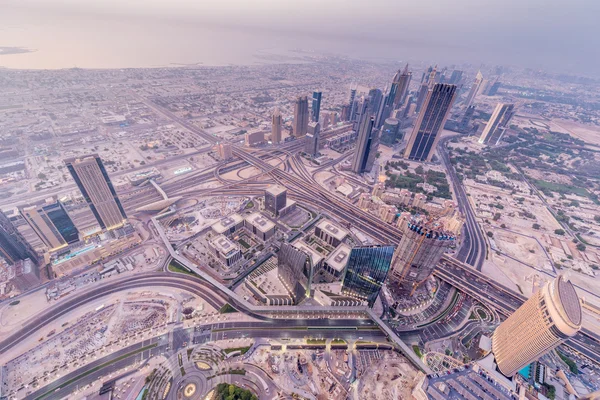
[{"xmin": 388, "ymin": 218, "xmax": 455, "ymax": 295}]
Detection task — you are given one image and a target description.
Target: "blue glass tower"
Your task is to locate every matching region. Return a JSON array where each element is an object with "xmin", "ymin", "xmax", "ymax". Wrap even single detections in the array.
[
  {"xmin": 341, "ymin": 245, "xmax": 395, "ymax": 307},
  {"xmin": 311, "ymin": 91, "xmax": 322, "ymax": 122}
]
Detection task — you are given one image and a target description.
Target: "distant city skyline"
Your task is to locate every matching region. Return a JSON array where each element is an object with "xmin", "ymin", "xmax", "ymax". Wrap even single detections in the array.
[{"xmin": 1, "ymin": 0, "xmax": 599, "ymax": 75}]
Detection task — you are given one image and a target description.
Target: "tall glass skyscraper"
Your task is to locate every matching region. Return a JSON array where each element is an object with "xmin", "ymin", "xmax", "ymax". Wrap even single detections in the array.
[
  {"xmin": 341, "ymin": 245, "xmax": 395, "ymax": 307},
  {"xmin": 404, "ymin": 83, "xmax": 457, "ymax": 162},
  {"xmin": 0, "ymin": 211, "xmax": 38, "ymax": 265},
  {"xmin": 65, "ymin": 154, "xmax": 127, "ymax": 230},
  {"xmin": 311, "ymin": 91, "xmax": 322, "ymax": 122}
]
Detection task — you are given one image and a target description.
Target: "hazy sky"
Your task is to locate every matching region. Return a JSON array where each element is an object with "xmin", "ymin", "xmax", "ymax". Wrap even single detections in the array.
[{"xmin": 3, "ymin": 0, "xmax": 599, "ymax": 74}]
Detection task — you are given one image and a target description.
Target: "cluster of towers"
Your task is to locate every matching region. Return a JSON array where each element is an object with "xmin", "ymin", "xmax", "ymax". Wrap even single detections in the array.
[{"xmin": 0, "ymin": 154, "xmax": 127, "ymax": 268}]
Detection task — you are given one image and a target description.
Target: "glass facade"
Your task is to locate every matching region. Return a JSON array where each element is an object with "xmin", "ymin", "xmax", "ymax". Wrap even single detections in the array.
[
  {"xmin": 341, "ymin": 245, "xmax": 395, "ymax": 307},
  {"xmin": 278, "ymin": 243, "xmax": 313, "ymax": 304},
  {"xmin": 0, "ymin": 211, "xmax": 38, "ymax": 265},
  {"xmin": 44, "ymin": 202, "xmax": 79, "ymax": 244}
]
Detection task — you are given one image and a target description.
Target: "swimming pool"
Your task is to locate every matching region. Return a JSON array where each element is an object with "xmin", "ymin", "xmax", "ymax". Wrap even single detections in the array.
[{"xmin": 519, "ymin": 364, "xmax": 531, "ymax": 379}]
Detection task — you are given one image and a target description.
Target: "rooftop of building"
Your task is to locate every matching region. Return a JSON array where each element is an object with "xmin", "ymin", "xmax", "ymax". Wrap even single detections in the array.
[
  {"xmin": 556, "ymin": 276, "xmax": 582, "ymax": 326},
  {"xmin": 316, "ymin": 218, "xmax": 349, "ymax": 241},
  {"xmin": 265, "ymin": 185, "xmax": 287, "ymax": 197},
  {"xmin": 209, "ymin": 234, "xmax": 239, "ymax": 256},
  {"xmin": 292, "ymin": 241, "xmax": 324, "ymax": 267},
  {"xmin": 325, "ymin": 243, "xmax": 352, "ymax": 272},
  {"xmin": 245, "ymin": 212, "xmax": 276, "ymax": 232},
  {"xmin": 211, "ymin": 213, "xmax": 244, "ymax": 234}
]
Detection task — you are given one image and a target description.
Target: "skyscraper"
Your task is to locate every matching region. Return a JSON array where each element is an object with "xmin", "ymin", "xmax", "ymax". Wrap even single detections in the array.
[
  {"xmin": 351, "ymin": 99, "xmax": 379, "ymax": 174},
  {"xmin": 65, "ymin": 154, "xmax": 127, "ymax": 230},
  {"xmin": 21, "ymin": 201, "xmax": 79, "ymax": 251},
  {"xmin": 341, "ymin": 245, "xmax": 395, "ymax": 307},
  {"xmin": 404, "ymin": 84, "xmax": 457, "ymax": 162},
  {"xmin": 492, "ymin": 276, "xmax": 582, "ymax": 377},
  {"xmin": 305, "ymin": 122, "xmax": 320, "ymax": 157},
  {"xmin": 292, "ymin": 96, "xmax": 309, "ymax": 137},
  {"xmin": 0, "ymin": 211, "xmax": 38, "ymax": 265},
  {"xmin": 368, "ymin": 88, "xmax": 383, "ymax": 117},
  {"xmin": 415, "ymin": 83, "xmax": 429, "ymax": 114},
  {"xmin": 487, "ymin": 80, "xmax": 502, "ymax": 96},
  {"xmin": 392, "ymin": 64, "xmax": 412, "ymax": 108},
  {"xmin": 448, "ymin": 70, "xmax": 463, "ymax": 85},
  {"xmin": 459, "ymin": 105, "xmax": 476, "ymax": 133},
  {"xmin": 264, "ymin": 185, "xmax": 287, "ymax": 217},
  {"xmin": 271, "ymin": 108, "xmax": 283, "ymax": 144},
  {"xmin": 278, "ymin": 243, "xmax": 313, "ymax": 304},
  {"xmin": 217, "ymin": 143, "xmax": 233, "ymax": 160},
  {"xmin": 311, "ymin": 91, "xmax": 322, "ymax": 122},
  {"xmin": 389, "ymin": 219, "xmax": 455, "ymax": 295},
  {"xmin": 479, "ymin": 103, "xmax": 515, "ymax": 145},
  {"xmin": 464, "ymin": 71, "xmax": 484, "ymax": 107}
]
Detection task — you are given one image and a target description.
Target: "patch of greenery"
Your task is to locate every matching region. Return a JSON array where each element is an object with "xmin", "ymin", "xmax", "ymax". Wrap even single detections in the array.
[
  {"xmin": 9, "ymin": 300, "xmax": 20, "ymax": 306},
  {"xmin": 223, "ymin": 346, "xmax": 252, "ymax": 355},
  {"xmin": 168, "ymin": 260, "xmax": 198, "ymax": 277},
  {"xmin": 219, "ymin": 303, "xmax": 237, "ymax": 314},
  {"xmin": 412, "ymin": 345, "xmax": 423, "ymax": 358},
  {"xmin": 214, "ymin": 383, "xmax": 257, "ymax": 400},
  {"xmin": 556, "ymin": 350, "xmax": 578, "ymax": 374}
]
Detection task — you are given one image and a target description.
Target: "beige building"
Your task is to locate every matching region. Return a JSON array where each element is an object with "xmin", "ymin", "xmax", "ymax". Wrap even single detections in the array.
[
  {"xmin": 65, "ymin": 154, "xmax": 127, "ymax": 230},
  {"xmin": 244, "ymin": 129, "xmax": 265, "ymax": 147},
  {"xmin": 217, "ymin": 143, "xmax": 233, "ymax": 160},
  {"xmin": 492, "ymin": 275, "xmax": 582, "ymax": 377},
  {"xmin": 271, "ymin": 108, "xmax": 283, "ymax": 144}
]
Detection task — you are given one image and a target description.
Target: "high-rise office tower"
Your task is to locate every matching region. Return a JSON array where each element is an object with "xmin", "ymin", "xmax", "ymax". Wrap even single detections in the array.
[
  {"xmin": 0, "ymin": 211, "xmax": 38, "ymax": 265},
  {"xmin": 21, "ymin": 201, "xmax": 79, "ymax": 252},
  {"xmin": 351, "ymin": 99, "xmax": 379, "ymax": 174},
  {"xmin": 368, "ymin": 88, "xmax": 383, "ymax": 117},
  {"xmin": 264, "ymin": 185, "xmax": 287, "ymax": 217},
  {"xmin": 479, "ymin": 103, "xmax": 515, "ymax": 145},
  {"xmin": 340, "ymin": 104, "xmax": 351, "ymax": 122},
  {"xmin": 401, "ymin": 96, "xmax": 414, "ymax": 119},
  {"xmin": 449, "ymin": 70, "xmax": 463, "ymax": 85},
  {"xmin": 464, "ymin": 71, "xmax": 484, "ymax": 107},
  {"xmin": 311, "ymin": 91, "xmax": 322, "ymax": 122},
  {"xmin": 217, "ymin": 143, "xmax": 233, "ymax": 160},
  {"xmin": 278, "ymin": 243, "xmax": 313, "ymax": 304},
  {"xmin": 421, "ymin": 65, "xmax": 433, "ymax": 83},
  {"xmin": 404, "ymin": 84, "xmax": 457, "ymax": 162},
  {"xmin": 459, "ymin": 105, "xmax": 476, "ymax": 133},
  {"xmin": 65, "ymin": 154, "xmax": 127, "ymax": 230},
  {"xmin": 426, "ymin": 66, "xmax": 438, "ymax": 85},
  {"xmin": 389, "ymin": 219, "xmax": 455, "ymax": 295},
  {"xmin": 271, "ymin": 108, "xmax": 283, "ymax": 144},
  {"xmin": 415, "ymin": 83, "xmax": 429, "ymax": 114},
  {"xmin": 341, "ymin": 245, "xmax": 395, "ymax": 307},
  {"xmin": 487, "ymin": 80, "xmax": 502, "ymax": 96},
  {"xmin": 348, "ymin": 85, "xmax": 357, "ymax": 107},
  {"xmin": 393, "ymin": 64, "xmax": 412, "ymax": 108},
  {"xmin": 305, "ymin": 122, "xmax": 320, "ymax": 157},
  {"xmin": 492, "ymin": 276, "xmax": 582, "ymax": 377},
  {"xmin": 292, "ymin": 96, "xmax": 309, "ymax": 137}
]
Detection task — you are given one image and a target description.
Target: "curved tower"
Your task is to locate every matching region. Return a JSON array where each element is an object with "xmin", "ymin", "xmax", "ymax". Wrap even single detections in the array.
[
  {"xmin": 389, "ymin": 219, "xmax": 455, "ymax": 294},
  {"xmin": 492, "ymin": 276, "xmax": 582, "ymax": 377}
]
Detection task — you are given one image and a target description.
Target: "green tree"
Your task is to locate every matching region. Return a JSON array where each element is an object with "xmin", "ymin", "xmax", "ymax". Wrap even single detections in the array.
[
  {"xmin": 576, "ymin": 243, "xmax": 586, "ymax": 252},
  {"xmin": 487, "ymin": 231, "xmax": 493, "ymax": 238},
  {"xmin": 554, "ymin": 229, "xmax": 565, "ymax": 235},
  {"xmin": 532, "ymin": 223, "xmax": 541, "ymax": 230}
]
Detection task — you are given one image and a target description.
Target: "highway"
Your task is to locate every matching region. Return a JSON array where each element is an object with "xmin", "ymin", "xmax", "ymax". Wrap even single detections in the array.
[{"xmin": 438, "ymin": 137, "xmax": 486, "ymax": 270}]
